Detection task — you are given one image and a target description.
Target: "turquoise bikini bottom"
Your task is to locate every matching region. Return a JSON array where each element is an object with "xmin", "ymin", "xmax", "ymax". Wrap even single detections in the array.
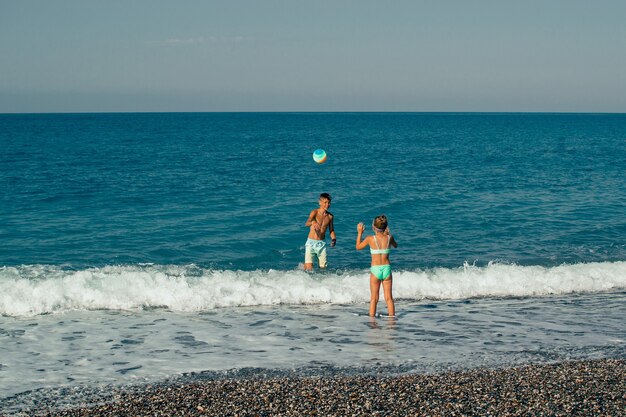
[{"xmin": 371, "ymin": 265, "xmax": 392, "ymax": 281}]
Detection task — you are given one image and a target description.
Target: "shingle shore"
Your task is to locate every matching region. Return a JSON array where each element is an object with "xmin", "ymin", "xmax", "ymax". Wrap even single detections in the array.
[{"xmin": 39, "ymin": 359, "xmax": 624, "ymax": 416}]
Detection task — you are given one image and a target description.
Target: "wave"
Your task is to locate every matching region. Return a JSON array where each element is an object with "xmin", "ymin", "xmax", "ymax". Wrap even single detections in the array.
[{"xmin": 1, "ymin": 262, "xmax": 625, "ymax": 317}]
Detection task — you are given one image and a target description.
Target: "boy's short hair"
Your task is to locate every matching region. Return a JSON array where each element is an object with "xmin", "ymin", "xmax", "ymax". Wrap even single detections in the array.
[
  {"xmin": 319, "ymin": 193, "xmax": 332, "ymax": 201},
  {"xmin": 373, "ymin": 214, "xmax": 388, "ymax": 230}
]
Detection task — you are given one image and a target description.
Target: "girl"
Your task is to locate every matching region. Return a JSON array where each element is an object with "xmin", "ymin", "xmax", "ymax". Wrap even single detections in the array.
[{"xmin": 356, "ymin": 215, "xmax": 398, "ymax": 317}]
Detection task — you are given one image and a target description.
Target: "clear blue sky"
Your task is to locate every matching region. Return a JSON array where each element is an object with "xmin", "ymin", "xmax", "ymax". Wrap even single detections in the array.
[{"xmin": 1, "ymin": 0, "xmax": 625, "ymax": 112}]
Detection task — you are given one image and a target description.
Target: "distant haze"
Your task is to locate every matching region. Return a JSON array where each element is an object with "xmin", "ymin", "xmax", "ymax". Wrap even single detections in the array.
[{"xmin": 1, "ymin": 1, "xmax": 625, "ymax": 113}]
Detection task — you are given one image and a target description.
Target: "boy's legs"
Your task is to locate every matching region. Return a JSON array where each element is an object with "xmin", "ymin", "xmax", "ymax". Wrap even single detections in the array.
[
  {"xmin": 382, "ymin": 276, "xmax": 395, "ymax": 316},
  {"xmin": 304, "ymin": 245, "xmax": 314, "ymax": 271},
  {"xmin": 369, "ymin": 274, "xmax": 381, "ymax": 316},
  {"xmin": 318, "ymin": 246, "xmax": 328, "ymax": 269}
]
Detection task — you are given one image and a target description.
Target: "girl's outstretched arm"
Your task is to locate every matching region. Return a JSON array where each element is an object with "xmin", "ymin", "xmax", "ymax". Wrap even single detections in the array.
[{"xmin": 356, "ymin": 223, "xmax": 370, "ymax": 250}]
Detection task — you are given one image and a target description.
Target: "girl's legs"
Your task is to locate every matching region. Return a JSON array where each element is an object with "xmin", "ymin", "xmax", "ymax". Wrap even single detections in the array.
[
  {"xmin": 369, "ymin": 274, "xmax": 381, "ymax": 316},
  {"xmin": 382, "ymin": 275, "xmax": 395, "ymax": 316}
]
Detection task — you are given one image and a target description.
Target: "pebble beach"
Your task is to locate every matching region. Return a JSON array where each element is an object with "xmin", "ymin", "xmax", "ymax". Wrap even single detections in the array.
[{"xmin": 22, "ymin": 359, "xmax": 623, "ymax": 416}]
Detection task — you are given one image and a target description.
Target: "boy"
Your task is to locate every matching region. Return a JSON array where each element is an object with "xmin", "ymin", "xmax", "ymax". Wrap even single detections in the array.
[{"xmin": 304, "ymin": 193, "xmax": 336, "ymax": 270}]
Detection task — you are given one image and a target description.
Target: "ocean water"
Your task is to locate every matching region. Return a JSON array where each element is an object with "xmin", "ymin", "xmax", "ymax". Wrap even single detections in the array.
[{"xmin": 1, "ymin": 113, "xmax": 625, "ymax": 412}]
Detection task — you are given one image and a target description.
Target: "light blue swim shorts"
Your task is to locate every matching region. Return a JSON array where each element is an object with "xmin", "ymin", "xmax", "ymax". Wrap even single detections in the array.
[{"xmin": 305, "ymin": 238, "xmax": 327, "ymax": 268}]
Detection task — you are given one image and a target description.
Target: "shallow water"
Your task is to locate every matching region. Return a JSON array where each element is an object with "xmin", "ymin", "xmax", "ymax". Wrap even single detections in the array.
[{"xmin": 2, "ymin": 291, "xmax": 624, "ymax": 408}]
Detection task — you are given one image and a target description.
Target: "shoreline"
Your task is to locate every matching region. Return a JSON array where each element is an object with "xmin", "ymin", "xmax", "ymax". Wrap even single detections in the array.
[{"xmin": 25, "ymin": 358, "xmax": 625, "ymax": 416}]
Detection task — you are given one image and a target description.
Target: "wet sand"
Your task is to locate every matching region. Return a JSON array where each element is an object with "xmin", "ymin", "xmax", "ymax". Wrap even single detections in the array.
[{"xmin": 34, "ymin": 359, "xmax": 625, "ymax": 416}]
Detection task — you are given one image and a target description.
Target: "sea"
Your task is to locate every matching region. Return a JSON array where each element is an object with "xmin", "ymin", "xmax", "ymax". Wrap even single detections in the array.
[{"xmin": 1, "ymin": 112, "xmax": 625, "ymax": 413}]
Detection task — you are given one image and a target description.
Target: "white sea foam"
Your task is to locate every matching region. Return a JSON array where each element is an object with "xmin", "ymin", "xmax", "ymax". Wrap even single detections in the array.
[{"xmin": 1, "ymin": 262, "xmax": 625, "ymax": 317}]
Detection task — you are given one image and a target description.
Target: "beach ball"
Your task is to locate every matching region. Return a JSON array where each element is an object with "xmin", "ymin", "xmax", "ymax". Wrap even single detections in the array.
[{"xmin": 313, "ymin": 149, "xmax": 327, "ymax": 164}]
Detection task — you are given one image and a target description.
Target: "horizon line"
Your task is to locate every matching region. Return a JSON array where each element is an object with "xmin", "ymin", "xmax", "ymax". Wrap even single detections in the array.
[{"xmin": 2, "ymin": 111, "xmax": 625, "ymax": 116}]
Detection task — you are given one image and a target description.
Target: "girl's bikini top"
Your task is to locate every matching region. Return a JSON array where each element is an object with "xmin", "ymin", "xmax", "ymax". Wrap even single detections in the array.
[{"xmin": 370, "ymin": 235, "xmax": 392, "ymax": 255}]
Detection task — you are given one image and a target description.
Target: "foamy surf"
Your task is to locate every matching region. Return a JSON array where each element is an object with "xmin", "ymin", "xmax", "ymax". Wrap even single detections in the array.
[{"xmin": 1, "ymin": 261, "xmax": 625, "ymax": 317}]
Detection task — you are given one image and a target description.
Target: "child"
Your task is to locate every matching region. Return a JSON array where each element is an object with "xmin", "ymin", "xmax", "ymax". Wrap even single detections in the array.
[
  {"xmin": 304, "ymin": 193, "xmax": 336, "ymax": 271},
  {"xmin": 356, "ymin": 214, "xmax": 398, "ymax": 317}
]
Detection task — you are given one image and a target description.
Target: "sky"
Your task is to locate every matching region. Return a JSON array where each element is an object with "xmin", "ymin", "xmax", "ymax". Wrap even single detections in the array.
[{"xmin": 1, "ymin": 0, "xmax": 625, "ymax": 113}]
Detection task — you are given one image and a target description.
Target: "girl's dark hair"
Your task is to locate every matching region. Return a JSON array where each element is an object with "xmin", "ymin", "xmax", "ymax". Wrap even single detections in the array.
[
  {"xmin": 373, "ymin": 214, "xmax": 388, "ymax": 230},
  {"xmin": 319, "ymin": 193, "xmax": 332, "ymax": 201}
]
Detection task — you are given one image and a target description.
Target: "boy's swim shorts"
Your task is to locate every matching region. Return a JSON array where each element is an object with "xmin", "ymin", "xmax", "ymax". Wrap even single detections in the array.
[{"xmin": 305, "ymin": 238, "xmax": 327, "ymax": 268}]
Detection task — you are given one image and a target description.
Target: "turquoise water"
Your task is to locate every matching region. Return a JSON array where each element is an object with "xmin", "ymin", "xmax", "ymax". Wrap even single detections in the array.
[
  {"xmin": 2, "ymin": 113, "xmax": 625, "ymax": 270},
  {"xmin": 1, "ymin": 113, "xmax": 625, "ymax": 412}
]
